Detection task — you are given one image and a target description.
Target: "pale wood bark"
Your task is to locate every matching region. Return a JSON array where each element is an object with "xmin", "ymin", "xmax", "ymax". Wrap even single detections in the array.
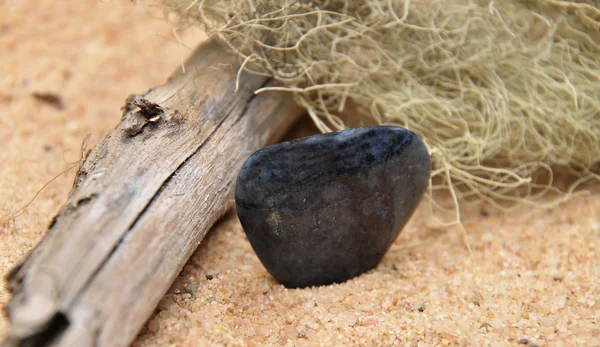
[{"xmin": 3, "ymin": 39, "xmax": 303, "ymax": 347}]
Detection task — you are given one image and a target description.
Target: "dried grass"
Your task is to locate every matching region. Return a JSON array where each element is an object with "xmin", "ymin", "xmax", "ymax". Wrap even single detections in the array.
[{"xmin": 159, "ymin": 0, "xmax": 600, "ymax": 231}]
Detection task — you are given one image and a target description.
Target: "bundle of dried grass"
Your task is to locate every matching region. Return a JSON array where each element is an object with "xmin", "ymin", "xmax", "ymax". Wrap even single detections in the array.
[{"xmin": 161, "ymin": 0, "xmax": 600, "ymax": 227}]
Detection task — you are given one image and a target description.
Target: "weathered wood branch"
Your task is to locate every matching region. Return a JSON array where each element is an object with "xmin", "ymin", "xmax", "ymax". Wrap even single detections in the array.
[{"xmin": 3, "ymin": 39, "xmax": 303, "ymax": 347}]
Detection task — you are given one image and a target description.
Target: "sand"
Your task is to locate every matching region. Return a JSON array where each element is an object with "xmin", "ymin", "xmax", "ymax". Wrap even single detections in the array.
[{"xmin": 1, "ymin": 1, "xmax": 598, "ymax": 346}]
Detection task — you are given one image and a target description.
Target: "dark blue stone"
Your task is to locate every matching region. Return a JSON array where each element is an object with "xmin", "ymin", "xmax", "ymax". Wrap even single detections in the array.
[{"xmin": 235, "ymin": 126, "xmax": 430, "ymax": 288}]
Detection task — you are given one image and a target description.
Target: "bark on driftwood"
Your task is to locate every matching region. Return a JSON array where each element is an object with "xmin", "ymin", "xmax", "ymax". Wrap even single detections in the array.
[{"xmin": 3, "ymin": 39, "xmax": 303, "ymax": 347}]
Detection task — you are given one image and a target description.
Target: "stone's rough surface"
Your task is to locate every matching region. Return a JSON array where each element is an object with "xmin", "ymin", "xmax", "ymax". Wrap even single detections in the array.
[{"xmin": 235, "ymin": 126, "xmax": 431, "ymax": 288}]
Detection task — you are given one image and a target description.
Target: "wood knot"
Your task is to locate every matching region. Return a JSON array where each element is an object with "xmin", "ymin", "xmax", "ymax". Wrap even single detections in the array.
[
  {"xmin": 122, "ymin": 97, "xmax": 166, "ymax": 137},
  {"xmin": 132, "ymin": 97, "xmax": 163, "ymax": 122}
]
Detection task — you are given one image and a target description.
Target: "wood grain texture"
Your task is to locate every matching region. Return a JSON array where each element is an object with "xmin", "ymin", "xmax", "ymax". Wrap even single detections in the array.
[{"xmin": 3, "ymin": 39, "xmax": 303, "ymax": 347}]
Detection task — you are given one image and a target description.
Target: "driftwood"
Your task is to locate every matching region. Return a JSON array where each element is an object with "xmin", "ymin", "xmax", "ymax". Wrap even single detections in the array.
[{"xmin": 3, "ymin": 39, "xmax": 303, "ymax": 347}]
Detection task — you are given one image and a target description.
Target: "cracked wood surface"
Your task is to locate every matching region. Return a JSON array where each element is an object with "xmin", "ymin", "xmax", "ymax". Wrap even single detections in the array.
[{"xmin": 3, "ymin": 39, "xmax": 303, "ymax": 347}]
